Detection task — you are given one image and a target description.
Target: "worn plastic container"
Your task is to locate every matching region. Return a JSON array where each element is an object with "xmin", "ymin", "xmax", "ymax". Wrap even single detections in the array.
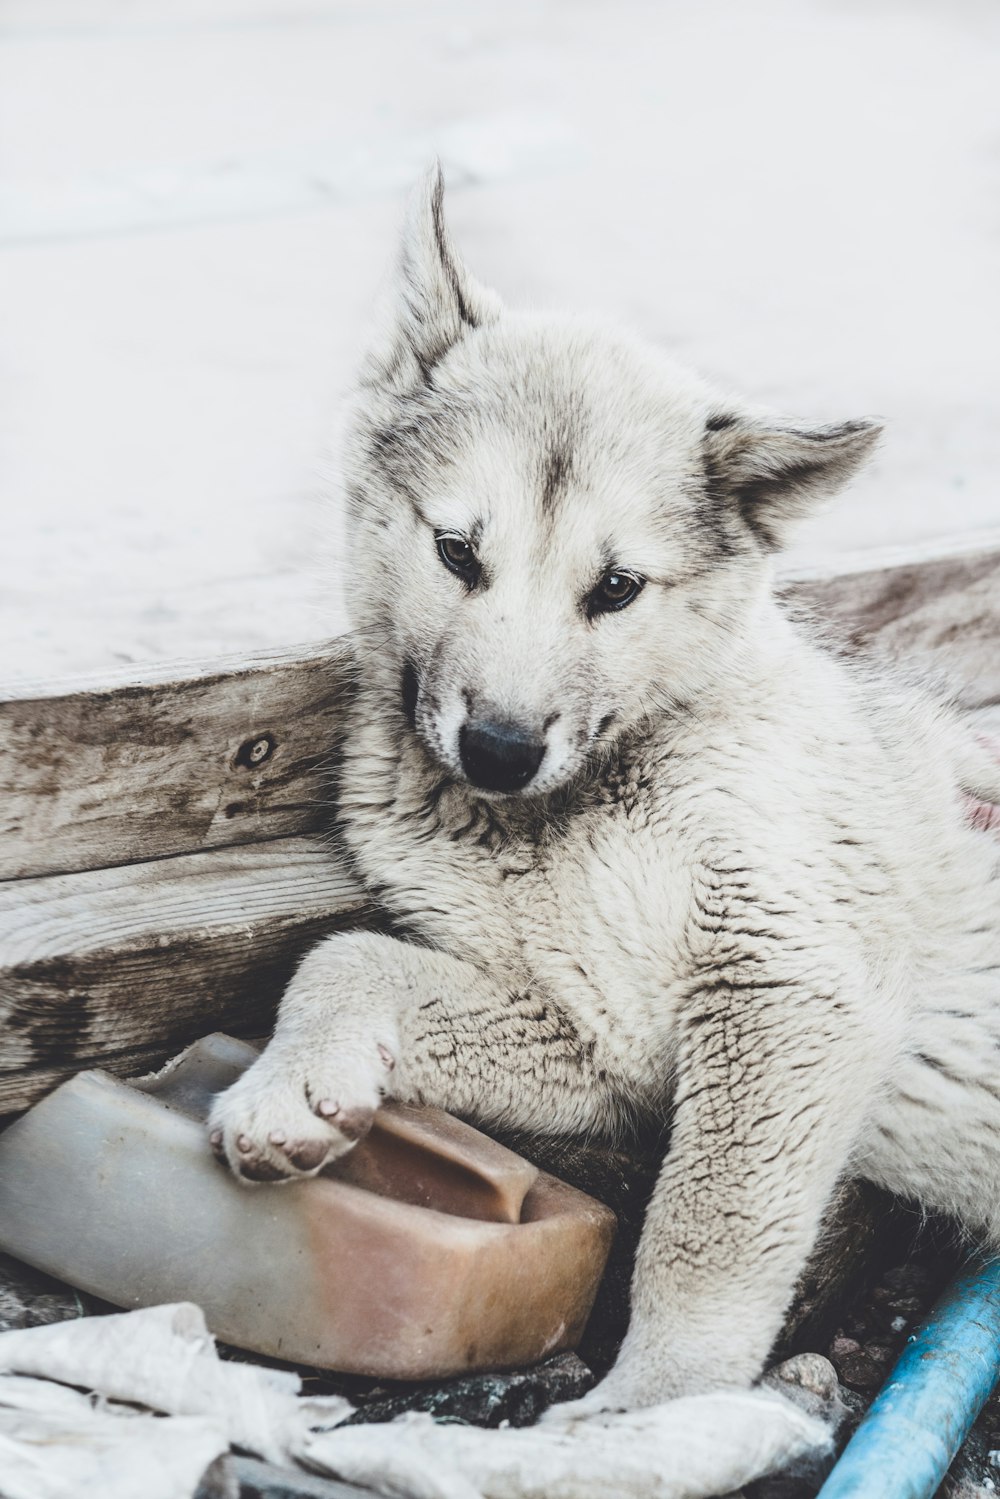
[{"xmin": 0, "ymin": 1033, "xmax": 615, "ymax": 1377}]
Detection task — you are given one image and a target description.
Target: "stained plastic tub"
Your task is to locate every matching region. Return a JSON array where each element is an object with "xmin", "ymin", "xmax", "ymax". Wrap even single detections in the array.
[{"xmin": 0, "ymin": 1033, "xmax": 615, "ymax": 1377}]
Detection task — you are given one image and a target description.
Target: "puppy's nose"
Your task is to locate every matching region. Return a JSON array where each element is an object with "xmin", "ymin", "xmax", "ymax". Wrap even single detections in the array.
[{"xmin": 459, "ymin": 719, "xmax": 545, "ymax": 793}]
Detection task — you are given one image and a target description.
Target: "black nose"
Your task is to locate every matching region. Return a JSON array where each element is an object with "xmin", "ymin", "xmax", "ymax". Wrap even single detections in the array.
[{"xmin": 459, "ymin": 720, "xmax": 545, "ymax": 793}]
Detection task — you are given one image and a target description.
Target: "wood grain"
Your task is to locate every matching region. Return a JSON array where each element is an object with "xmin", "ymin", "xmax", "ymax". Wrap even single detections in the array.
[
  {"xmin": 3, "ymin": 542, "xmax": 999, "ymax": 884},
  {"xmin": 0, "ymin": 836, "xmax": 371, "ymax": 1114},
  {"xmin": 781, "ymin": 542, "xmax": 1000, "ymax": 711},
  {"xmin": 0, "ymin": 641, "xmax": 354, "ymax": 882}
]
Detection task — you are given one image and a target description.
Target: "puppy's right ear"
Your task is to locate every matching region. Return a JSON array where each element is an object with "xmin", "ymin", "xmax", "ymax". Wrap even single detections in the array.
[{"xmin": 362, "ymin": 164, "xmax": 501, "ymax": 393}]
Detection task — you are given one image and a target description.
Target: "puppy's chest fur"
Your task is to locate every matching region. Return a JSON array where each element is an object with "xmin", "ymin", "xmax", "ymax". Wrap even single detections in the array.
[
  {"xmin": 337, "ymin": 703, "xmax": 829, "ymax": 1077},
  {"xmin": 345, "ymin": 719, "xmax": 684, "ymax": 989}
]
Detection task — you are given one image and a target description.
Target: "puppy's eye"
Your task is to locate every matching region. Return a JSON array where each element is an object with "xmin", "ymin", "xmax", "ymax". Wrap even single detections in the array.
[
  {"xmin": 588, "ymin": 569, "xmax": 645, "ymax": 617},
  {"xmin": 436, "ymin": 532, "xmax": 480, "ymax": 585}
]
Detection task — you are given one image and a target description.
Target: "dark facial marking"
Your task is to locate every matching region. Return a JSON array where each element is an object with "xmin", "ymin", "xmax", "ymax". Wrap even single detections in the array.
[
  {"xmin": 365, "ymin": 392, "xmax": 490, "ymax": 517},
  {"xmin": 541, "ymin": 442, "xmax": 573, "ymax": 514},
  {"xmin": 401, "ymin": 660, "xmax": 419, "ymax": 727},
  {"xmin": 705, "ymin": 411, "xmax": 739, "ymax": 433},
  {"xmin": 366, "ymin": 421, "xmax": 428, "ymax": 513}
]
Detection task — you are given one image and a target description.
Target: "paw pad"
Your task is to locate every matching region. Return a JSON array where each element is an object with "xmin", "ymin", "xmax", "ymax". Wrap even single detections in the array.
[
  {"xmin": 238, "ymin": 1157, "xmax": 291, "ymax": 1183},
  {"xmin": 336, "ymin": 1106, "xmax": 375, "ymax": 1143},
  {"xmin": 283, "ymin": 1139, "xmax": 330, "ymax": 1171}
]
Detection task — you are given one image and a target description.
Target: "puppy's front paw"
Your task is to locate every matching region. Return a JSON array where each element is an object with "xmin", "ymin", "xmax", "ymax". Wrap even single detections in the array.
[
  {"xmin": 540, "ymin": 1364, "xmax": 667, "ymax": 1425},
  {"xmin": 206, "ymin": 1040, "xmax": 396, "ymax": 1184}
]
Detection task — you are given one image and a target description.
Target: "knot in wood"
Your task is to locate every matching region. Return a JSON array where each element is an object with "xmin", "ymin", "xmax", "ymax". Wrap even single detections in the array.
[{"xmin": 236, "ymin": 733, "xmax": 275, "ymax": 769}]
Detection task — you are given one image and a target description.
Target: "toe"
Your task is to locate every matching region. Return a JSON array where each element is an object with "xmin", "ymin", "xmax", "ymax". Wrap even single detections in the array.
[
  {"xmin": 540, "ymin": 1390, "xmax": 611, "ymax": 1426},
  {"xmin": 281, "ymin": 1138, "xmax": 331, "ymax": 1172},
  {"xmin": 335, "ymin": 1105, "xmax": 375, "ymax": 1143}
]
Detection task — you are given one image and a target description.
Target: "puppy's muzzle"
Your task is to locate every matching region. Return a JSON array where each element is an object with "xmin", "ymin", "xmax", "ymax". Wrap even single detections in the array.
[{"xmin": 459, "ymin": 719, "xmax": 545, "ymax": 793}]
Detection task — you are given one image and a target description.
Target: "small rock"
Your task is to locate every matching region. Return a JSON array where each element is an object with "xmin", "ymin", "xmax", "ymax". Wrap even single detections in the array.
[
  {"xmin": 766, "ymin": 1352, "xmax": 840, "ymax": 1403},
  {"xmin": 830, "ymin": 1341, "xmax": 894, "ymax": 1392},
  {"xmin": 829, "ymin": 1335, "xmax": 861, "ymax": 1360},
  {"xmin": 762, "ymin": 1353, "xmax": 846, "ymax": 1427},
  {"xmin": 885, "ymin": 1296, "xmax": 925, "ymax": 1321},
  {"xmin": 345, "ymin": 1351, "xmax": 594, "ymax": 1429},
  {"xmin": 0, "ymin": 1252, "xmax": 106, "ymax": 1332}
]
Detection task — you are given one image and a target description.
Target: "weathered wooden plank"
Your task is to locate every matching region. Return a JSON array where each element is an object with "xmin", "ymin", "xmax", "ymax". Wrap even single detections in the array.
[
  {"xmin": 0, "ymin": 641, "xmax": 354, "ymax": 882},
  {"xmin": 781, "ymin": 539, "xmax": 1000, "ymax": 711},
  {"xmin": 3, "ymin": 542, "xmax": 999, "ymax": 886},
  {"xmin": 0, "ymin": 836, "xmax": 371, "ymax": 1115}
]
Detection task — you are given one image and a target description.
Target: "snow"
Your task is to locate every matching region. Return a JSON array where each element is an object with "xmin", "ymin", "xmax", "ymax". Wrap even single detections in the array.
[{"xmin": 2, "ymin": 0, "xmax": 999, "ymax": 683}]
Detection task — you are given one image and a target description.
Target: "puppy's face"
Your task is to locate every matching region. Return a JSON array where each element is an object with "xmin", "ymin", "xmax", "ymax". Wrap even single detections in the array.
[{"xmin": 342, "ymin": 170, "xmax": 879, "ymax": 799}]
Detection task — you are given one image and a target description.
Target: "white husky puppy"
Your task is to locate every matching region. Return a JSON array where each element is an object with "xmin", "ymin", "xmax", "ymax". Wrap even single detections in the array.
[{"xmin": 210, "ymin": 168, "xmax": 1000, "ymax": 1415}]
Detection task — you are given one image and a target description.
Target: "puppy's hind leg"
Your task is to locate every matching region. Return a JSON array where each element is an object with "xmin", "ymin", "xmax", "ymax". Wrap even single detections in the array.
[{"xmin": 862, "ymin": 991, "xmax": 1000, "ymax": 1246}]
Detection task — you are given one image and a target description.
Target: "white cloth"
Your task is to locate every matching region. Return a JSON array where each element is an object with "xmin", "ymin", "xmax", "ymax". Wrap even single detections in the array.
[
  {"xmin": 0, "ymin": 1304, "xmax": 831, "ymax": 1499},
  {"xmin": 302, "ymin": 1390, "xmax": 829, "ymax": 1499},
  {"xmin": 0, "ymin": 1377, "xmax": 228, "ymax": 1499}
]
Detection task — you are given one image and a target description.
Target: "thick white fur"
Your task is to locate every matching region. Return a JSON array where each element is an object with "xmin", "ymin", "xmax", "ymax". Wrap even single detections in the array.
[{"xmin": 210, "ymin": 168, "xmax": 1000, "ymax": 1414}]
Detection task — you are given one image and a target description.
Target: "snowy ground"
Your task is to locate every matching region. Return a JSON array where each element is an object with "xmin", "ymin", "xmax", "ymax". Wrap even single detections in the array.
[{"xmin": 2, "ymin": 0, "xmax": 999, "ymax": 684}]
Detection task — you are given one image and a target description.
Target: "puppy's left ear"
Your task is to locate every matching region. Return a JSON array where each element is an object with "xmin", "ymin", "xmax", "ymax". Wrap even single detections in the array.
[
  {"xmin": 703, "ymin": 412, "xmax": 882, "ymax": 551},
  {"xmin": 364, "ymin": 163, "xmax": 501, "ymax": 392}
]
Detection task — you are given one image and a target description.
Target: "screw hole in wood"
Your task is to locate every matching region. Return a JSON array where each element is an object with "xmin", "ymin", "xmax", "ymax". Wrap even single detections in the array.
[{"xmin": 235, "ymin": 733, "xmax": 276, "ymax": 769}]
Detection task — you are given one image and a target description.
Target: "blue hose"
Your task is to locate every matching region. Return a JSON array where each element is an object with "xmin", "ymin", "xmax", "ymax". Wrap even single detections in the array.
[{"xmin": 817, "ymin": 1256, "xmax": 1000, "ymax": 1498}]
